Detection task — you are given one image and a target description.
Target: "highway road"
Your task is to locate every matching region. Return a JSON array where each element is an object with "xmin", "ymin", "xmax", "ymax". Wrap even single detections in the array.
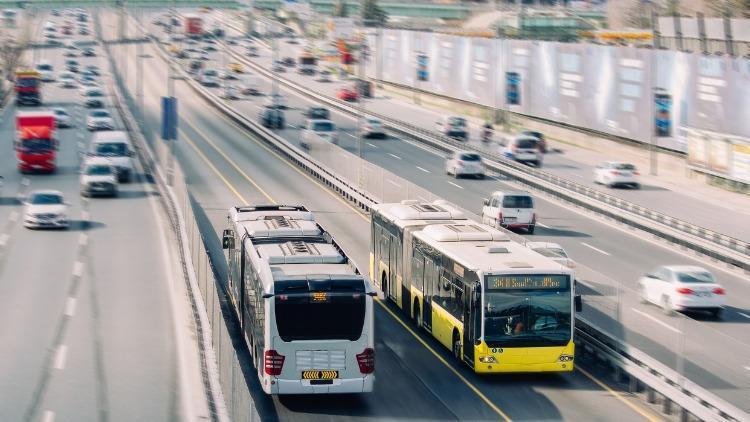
[
  {"xmin": 100, "ymin": 9, "xmax": 671, "ymax": 421},
  {"xmin": 0, "ymin": 11, "xmax": 207, "ymax": 422},
  {"xmin": 217, "ymin": 11, "xmax": 750, "ymax": 244},
  {"xmin": 128, "ymin": 9, "xmax": 750, "ymax": 412}
]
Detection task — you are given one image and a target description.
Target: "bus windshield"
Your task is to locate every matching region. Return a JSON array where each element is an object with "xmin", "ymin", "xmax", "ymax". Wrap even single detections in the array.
[
  {"xmin": 16, "ymin": 77, "xmax": 39, "ymax": 88},
  {"xmin": 275, "ymin": 284, "xmax": 366, "ymax": 342},
  {"xmin": 483, "ymin": 275, "xmax": 571, "ymax": 348}
]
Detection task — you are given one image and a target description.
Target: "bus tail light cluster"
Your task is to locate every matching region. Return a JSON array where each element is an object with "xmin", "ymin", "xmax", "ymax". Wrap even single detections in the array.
[
  {"xmin": 356, "ymin": 348, "xmax": 375, "ymax": 374},
  {"xmin": 264, "ymin": 350, "xmax": 285, "ymax": 376},
  {"xmin": 558, "ymin": 354, "xmax": 574, "ymax": 362},
  {"xmin": 478, "ymin": 356, "xmax": 497, "ymax": 364}
]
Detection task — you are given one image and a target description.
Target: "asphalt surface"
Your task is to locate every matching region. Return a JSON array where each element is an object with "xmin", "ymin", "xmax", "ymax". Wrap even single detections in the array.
[
  {"xmin": 131, "ymin": 10, "xmax": 750, "ymax": 412},
  {"xmin": 104, "ymin": 9, "xmax": 669, "ymax": 422},
  {"xmin": 0, "ymin": 13, "xmax": 191, "ymax": 422}
]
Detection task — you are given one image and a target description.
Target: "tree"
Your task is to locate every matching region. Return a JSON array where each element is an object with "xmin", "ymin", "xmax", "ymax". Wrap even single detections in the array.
[
  {"xmin": 333, "ymin": 0, "xmax": 348, "ymax": 18},
  {"xmin": 361, "ymin": 0, "xmax": 388, "ymax": 27}
]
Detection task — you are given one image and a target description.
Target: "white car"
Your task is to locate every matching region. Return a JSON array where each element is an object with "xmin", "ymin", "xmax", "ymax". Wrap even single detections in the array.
[
  {"xmin": 58, "ymin": 71, "xmax": 78, "ymax": 88},
  {"xmin": 499, "ymin": 135, "xmax": 543, "ymax": 167},
  {"xmin": 316, "ymin": 70, "xmax": 332, "ymax": 83},
  {"xmin": 594, "ymin": 161, "xmax": 640, "ymax": 189},
  {"xmin": 89, "ymin": 131, "xmax": 135, "ymax": 182},
  {"xmin": 52, "ymin": 107, "xmax": 72, "ymax": 128},
  {"xmin": 301, "ymin": 119, "xmax": 337, "ymax": 148},
  {"xmin": 526, "ymin": 242, "xmax": 575, "ymax": 269},
  {"xmin": 638, "ymin": 265, "xmax": 726, "ymax": 318},
  {"xmin": 482, "ymin": 190, "xmax": 536, "ymax": 233},
  {"xmin": 80, "ymin": 157, "xmax": 118, "ymax": 197},
  {"xmin": 199, "ymin": 69, "xmax": 220, "ymax": 87},
  {"xmin": 23, "ymin": 190, "xmax": 69, "ymax": 229},
  {"xmin": 221, "ymin": 85, "xmax": 241, "ymax": 100},
  {"xmin": 360, "ymin": 118, "xmax": 386, "ymax": 138},
  {"xmin": 36, "ymin": 61, "xmax": 55, "ymax": 81},
  {"xmin": 87, "ymin": 109, "xmax": 114, "ymax": 131},
  {"xmin": 445, "ymin": 151, "xmax": 484, "ymax": 179},
  {"xmin": 264, "ymin": 93, "xmax": 287, "ymax": 109}
]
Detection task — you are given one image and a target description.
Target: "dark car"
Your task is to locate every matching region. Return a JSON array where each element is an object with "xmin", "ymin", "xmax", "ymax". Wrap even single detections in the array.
[
  {"xmin": 65, "ymin": 59, "xmax": 80, "ymax": 73},
  {"xmin": 282, "ymin": 57, "xmax": 295, "ymax": 67},
  {"xmin": 188, "ymin": 60, "xmax": 203, "ymax": 74},
  {"xmin": 520, "ymin": 130, "xmax": 547, "ymax": 153},
  {"xmin": 258, "ymin": 106, "xmax": 285, "ymax": 129},
  {"xmin": 305, "ymin": 107, "xmax": 330, "ymax": 120},
  {"xmin": 82, "ymin": 47, "xmax": 96, "ymax": 57}
]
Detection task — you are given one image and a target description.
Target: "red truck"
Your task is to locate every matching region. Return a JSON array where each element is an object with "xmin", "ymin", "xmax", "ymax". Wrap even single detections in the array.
[
  {"xmin": 15, "ymin": 111, "xmax": 58, "ymax": 173},
  {"xmin": 14, "ymin": 69, "xmax": 42, "ymax": 106},
  {"xmin": 184, "ymin": 14, "xmax": 203, "ymax": 38}
]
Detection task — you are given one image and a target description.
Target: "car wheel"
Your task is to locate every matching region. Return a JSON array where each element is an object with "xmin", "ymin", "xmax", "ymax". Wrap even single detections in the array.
[
  {"xmin": 452, "ymin": 333, "xmax": 461, "ymax": 359},
  {"xmin": 632, "ymin": 183, "xmax": 640, "ymax": 190},
  {"xmin": 477, "ymin": 174, "xmax": 485, "ymax": 180},
  {"xmin": 527, "ymin": 225, "xmax": 535, "ymax": 235},
  {"xmin": 661, "ymin": 296, "xmax": 674, "ymax": 316}
]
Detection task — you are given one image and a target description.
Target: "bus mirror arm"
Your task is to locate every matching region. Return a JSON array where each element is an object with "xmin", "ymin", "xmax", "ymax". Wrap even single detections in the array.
[
  {"xmin": 262, "ymin": 293, "xmax": 274, "ymax": 299},
  {"xmin": 574, "ymin": 295, "xmax": 583, "ymax": 313},
  {"xmin": 366, "ymin": 291, "xmax": 377, "ymax": 297},
  {"xmin": 221, "ymin": 229, "xmax": 233, "ymax": 249}
]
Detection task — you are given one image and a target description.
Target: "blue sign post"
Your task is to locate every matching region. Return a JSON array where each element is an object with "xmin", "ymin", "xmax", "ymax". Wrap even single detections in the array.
[
  {"xmin": 416, "ymin": 53, "xmax": 429, "ymax": 82},
  {"xmin": 161, "ymin": 96, "xmax": 178, "ymax": 140}
]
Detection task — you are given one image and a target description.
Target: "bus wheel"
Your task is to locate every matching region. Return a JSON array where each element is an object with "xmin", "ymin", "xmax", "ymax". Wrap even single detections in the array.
[
  {"xmin": 452, "ymin": 331, "xmax": 461, "ymax": 359},
  {"xmin": 381, "ymin": 273, "xmax": 388, "ymax": 300},
  {"xmin": 413, "ymin": 300, "xmax": 422, "ymax": 328}
]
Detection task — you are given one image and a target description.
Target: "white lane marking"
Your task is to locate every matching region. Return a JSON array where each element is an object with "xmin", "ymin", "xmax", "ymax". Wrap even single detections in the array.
[
  {"xmin": 536, "ymin": 222, "xmax": 550, "ymax": 229},
  {"xmin": 739, "ymin": 312, "xmax": 750, "ymax": 319},
  {"xmin": 78, "ymin": 234, "xmax": 88, "ymax": 247},
  {"xmin": 367, "ymin": 142, "xmax": 378, "ymax": 149},
  {"xmin": 447, "ymin": 181, "xmax": 464, "ymax": 189},
  {"xmin": 386, "ymin": 179, "xmax": 402, "ymax": 188},
  {"xmin": 0, "ymin": 233, "xmax": 9, "ymax": 247},
  {"xmin": 581, "ymin": 242, "xmax": 611, "ymax": 256},
  {"xmin": 416, "ymin": 166, "xmax": 430, "ymax": 173},
  {"xmin": 388, "ymin": 153, "xmax": 402, "ymax": 160},
  {"xmin": 21, "ymin": 178, "xmax": 30, "ymax": 186},
  {"xmin": 744, "ymin": 366, "xmax": 750, "ymax": 371},
  {"xmin": 81, "ymin": 210, "xmax": 90, "ymax": 221},
  {"xmin": 347, "ymin": 133, "xmax": 357, "ymax": 138},
  {"xmin": 287, "ymin": 124, "xmax": 296, "ymax": 129},
  {"xmin": 631, "ymin": 308, "xmax": 682, "ymax": 334},
  {"xmin": 64, "ymin": 297, "xmax": 77, "ymax": 317},
  {"xmin": 72, "ymin": 261, "xmax": 84, "ymax": 278},
  {"xmin": 9, "ymin": 211, "xmax": 19, "ymax": 222},
  {"xmin": 53, "ymin": 345, "xmax": 68, "ymax": 370},
  {"xmin": 42, "ymin": 411, "xmax": 55, "ymax": 422}
]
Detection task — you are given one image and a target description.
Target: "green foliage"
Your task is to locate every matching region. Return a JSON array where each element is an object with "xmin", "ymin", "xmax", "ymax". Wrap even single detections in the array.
[{"xmin": 361, "ymin": 0, "xmax": 388, "ymax": 27}]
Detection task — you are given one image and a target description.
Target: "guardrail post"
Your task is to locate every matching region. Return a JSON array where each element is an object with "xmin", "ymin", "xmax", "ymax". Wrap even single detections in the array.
[
  {"xmin": 646, "ymin": 387, "xmax": 656, "ymax": 404},
  {"xmin": 679, "ymin": 407, "xmax": 690, "ymax": 422},
  {"xmin": 628, "ymin": 375, "xmax": 639, "ymax": 393},
  {"xmin": 662, "ymin": 397, "xmax": 672, "ymax": 415}
]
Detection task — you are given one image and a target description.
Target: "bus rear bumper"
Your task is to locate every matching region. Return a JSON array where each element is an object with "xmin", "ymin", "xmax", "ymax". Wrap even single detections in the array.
[
  {"xmin": 474, "ymin": 361, "xmax": 574, "ymax": 373},
  {"xmin": 271, "ymin": 375, "xmax": 374, "ymax": 394}
]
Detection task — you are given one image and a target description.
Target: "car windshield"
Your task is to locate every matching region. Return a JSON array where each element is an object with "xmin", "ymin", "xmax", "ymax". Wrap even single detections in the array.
[
  {"xmin": 516, "ymin": 138, "xmax": 538, "ymax": 149},
  {"xmin": 91, "ymin": 111, "xmax": 109, "ymax": 118},
  {"xmin": 502, "ymin": 195, "xmax": 534, "ymax": 208},
  {"xmin": 66, "ymin": 60, "xmax": 78, "ymax": 65},
  {"xmin": 484, "ymin": 275, "xmax": 571, "ymax": 348},
  {"xmin": 204, "ymin": 70, "xmax": 217, "ymax": 76},
  {"xmin": 30, "ymin": 193, "xmax": 63, "ymax": 205},
  {"xmin": 313, "ymin": 121, "xmax": 334, "ymax": 131},
  {"xmin": 459, "ymin": 153, "xmax": 481, "ymax": 161},
  {"xmin": 533, "ymin": 248, "xmax": 568, "ymax": 259},
  {"xmin": 676, "ymin": 270, "xmax": 715, "ymax": 284},
  {"xmin": 86, "ymin": 165, "xmax": 112, "ymax": 175},
  {"xmin": 86, "ymin": 90, "xmax": 102, "ymax": 96},
  {"xmin": 448, "ymin": 117, "xmax": 466, "ymax": 127},
  {"xmin": 95, "ymin": 142, "xmax": 127, "ymax": 156},
  {"xmin": 37, "ymin": 64, "xmax": 53, "ymax": 71},
  {"xmin": 614, "ymin": 163, "xmax": 636, "ymax": 170}
]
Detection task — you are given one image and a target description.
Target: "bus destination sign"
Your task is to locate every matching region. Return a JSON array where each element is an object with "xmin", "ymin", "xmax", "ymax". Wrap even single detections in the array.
[{"xmin": 487, "ymin": 275, "xmax": 569, "ymax": 290}]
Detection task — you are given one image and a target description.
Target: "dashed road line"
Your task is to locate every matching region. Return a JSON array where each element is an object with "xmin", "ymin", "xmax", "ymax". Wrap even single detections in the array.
[
  {"xmin": 53, "ymin": 345, "xmax": 67, "ymax": 370},
  {"xmin": 0, "ymin": 233, "xmax": 9, "ymax": 247},
  {"xmin": 9, "ymin": 211, "xmax": 19, "ymax": 223},
  {"xmin": 79, "ymin": 234, "xmax": 88, "ymax": 247},
  {"xmin": 367, "ymin": 142, "xmax": 378, "ymax": 148},
  {"xmin": 739, "ymin": 312, "xmax": 750, "ymax": 319},
  {"xmin": 416, "ymin": 166, "xmax": 430, "ymax": 173},
  {"xmin": 447, "ymin": 181, "xmax": 464, "ymax": 189},
  {"xmin": 388, "ymin": 153, "xmax": 401, "ymax": 160},
  {"xmin": 581, "ymin": 242, "xmax": 611, "ymax": 256},
  {"xmin": 42, "ymin": 410, "xmax": 55, "ymax": 422},
  {"xmin": 72, "ymin": 261, "xmax": 84, "ymax": 278},
  {"xmin": 631, "ymin": 308, "xmax": 681, "ymax": 334},
  {"xmin": 64, "ymin": 297, "xmax": 77, "ymax": 317},
  {"xmin": 536, "ymin": 222, "xmax": 550, "ymax": 229}
]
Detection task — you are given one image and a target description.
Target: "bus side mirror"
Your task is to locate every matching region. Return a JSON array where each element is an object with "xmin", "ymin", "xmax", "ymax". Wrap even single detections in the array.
[
  {"xmin": 221, "ymin": 229, "xmax": 233, "ymax": 249},
  {"xmin": 574, "ymin": 295, "xmax": 583, "ymax": 313}
]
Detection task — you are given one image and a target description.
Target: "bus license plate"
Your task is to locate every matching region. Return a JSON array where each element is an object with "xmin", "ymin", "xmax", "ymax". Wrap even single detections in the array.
[{"xmin": 302, "ymin": 370, "xmax": 338, "ymax": 380}]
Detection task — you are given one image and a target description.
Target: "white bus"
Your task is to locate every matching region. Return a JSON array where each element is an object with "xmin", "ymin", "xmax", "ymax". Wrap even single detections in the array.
[
  {"xmin": 371, "ymin": 201, "xmax": 581, "ymax": 373},
  {"xmin": 223, "ymin": 205, "xmax": 375, "ymax": 394}
]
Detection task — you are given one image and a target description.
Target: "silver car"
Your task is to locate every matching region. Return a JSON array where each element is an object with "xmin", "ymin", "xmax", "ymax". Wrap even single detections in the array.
[{"xmin": 445, "ymin": 151, "xmax": 484, "ymax": 179}]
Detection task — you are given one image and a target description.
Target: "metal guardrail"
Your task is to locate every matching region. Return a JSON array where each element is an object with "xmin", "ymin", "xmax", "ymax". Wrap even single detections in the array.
[
  {"xmin": 215, "ymin": 22, "xmax": 750, "ymax": 274},
  {"xmin": 144, "ymin": 23, "xmax": 748, "ymax": 422}
]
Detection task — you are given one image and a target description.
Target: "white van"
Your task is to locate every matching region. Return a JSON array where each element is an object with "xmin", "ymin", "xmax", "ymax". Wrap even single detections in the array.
[
  {"xmin": 481, "ymin": 190, "xmax": 536, "ymax": 234},
  {"xmin": 89, "ymin": 131, "xmax": 135, "ymax": 183},
  {"xmin": 499, "ymin": 135, "xmax": 543, "ymax": 167},
  {"xmin": 300, "ymin": 119, "xmax": 337, "ymax": 148}
]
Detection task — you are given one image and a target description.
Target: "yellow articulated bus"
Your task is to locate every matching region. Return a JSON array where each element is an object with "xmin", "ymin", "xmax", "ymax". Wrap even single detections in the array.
[{"xmin": 371, "ymin": 200, "xmax": 581, "ymax": 373}]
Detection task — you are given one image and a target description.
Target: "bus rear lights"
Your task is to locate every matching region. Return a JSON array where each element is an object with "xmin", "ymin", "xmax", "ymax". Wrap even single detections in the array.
[
  {"xmin": 356, "ymin": 348, "xmax": 375, "ymax": 374},
  {"xmin": 264, "ymin": 350, "xmax": 285, "ymax": 376},
  {"xmin": 478, "ymin": 356, "xmax": 497, "ymax": 364}
]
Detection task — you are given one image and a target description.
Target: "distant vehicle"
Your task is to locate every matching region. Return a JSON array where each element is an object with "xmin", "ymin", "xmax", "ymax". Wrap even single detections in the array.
[
  {"xmin": 594, "ymin": 161, "xmax": 640, "ymax": 189},
  {"xmin": 316, "ymin": 70, "xmax": 332, "ymax": 83},
  {"xmin": 519, "ymin": 130, "xmax": 547, "ymax": 153},
  {"xmin": 445, "ymin": 151, "xmax": 484, "ymax": 179},
  {"xmin": 78, "ymin": 75, "xmax": 99, "ymax": 87},
  {"xmin": 35, "ymin": 61, "xmax": 55, "ymax": 82},
  {"xmin": 83, "ymin": 64, "xmax": 101, "ymax": 76},
  {"xmin": 188, "ymin": 60, "xmax": 203, "ymax": 74},
  {"xmin": 499, "ymin": 135, "xmax": 543, "ymax": 167},
  {"xmin": 239, "ymin": 74, "xmax": 260, "ymax": 95},
  {"xmin": 258, "ymin": 106, "xmax": 285, "ymax": 129},
  {"xmin": 203, "ymin": 43, "xmax": 218, "ymax": 52},
  {"xmin": 15, "ymin": 111, "xmax": 58, "ymax": 173},
  {"xmin": 89, "ymin": 131, "xmax": 134, "ymax": 182},
  {"xmin": 482, "ymin": 190, "xmax": 536, "ymax": 234},
  {"xmin": 52, "ymin": 108, "xmax": 72, "ymax": 128},
  {"xmin": 271, "ymin": 63, "xmax": 286, "ymax": 73},
  {"xmin": 526, "ymin": 242, "xmax": 575, "ymax": 269},
  {"xmin": 87, "ymin": 109, "xmax": 114, "ymax": 131},
  {"xmin": 301, "ymin": 119, "xmax": 337, "ymax": 148},
  {"xmin": 638, "ymin": 266, "xmax": 726, "ymax": 318},
  {"xmin": 80, "ymin": 157, "xmax": 118, "ymax": 197},
  {"xmin": 58, "ymin": 72, "xmax": 78, "ymax": 88},
  {"xmin": 219, "ymin": 70, "xmax": 239, "ymax": 80},
  {"xmin": 63, "ymin": 48, "xmax": 78, "ymax": 57},
  {"xmin": 184, "ymin": 13, "xmax": 203, "ymax": 37},
  {"xmin": 65, "ymin": 59, "xmax": 80, "ymax": 73},
  {"xmin": 51, "ymin": 9, "xmax": 61, "ymax": 16},
  {"xmin": 281, "ymin": 57, "xmax": 295, "ymax": 67},
  {"xmin": 81, "ymin": 47, "xmax": 96, "ymax": 57},
  {"xmin": 436, "ymin": 116, "xmax": 468, "ymax": 141},
  {"xmin": 264, "ymin": 93, "xmax": 287, "ymax": 109},
  {"xmin": 81, "ymin": 87, "xmax": 105, "ymax": 108},
  {"xmin": 78, "ymin": 26, "xmax": 90, "ymax": 36},
  {"xmin": 211, "ymin": 27, "xmax": 225, "ymax": 38},
  {"xmin": 298, "ymin": 53, "xmax": 317, "ymax": 75},
  {"xmin": 336, "ymin": 87, "xmax": 358, "ymax": 102},
  {"xmin": 222, "ymin": 205, "xmax": 375, "ymax": 394},
  {"xmin": 360, "ymin": 118, "xmax": 386, "ymax": 139},
  {"xmin": 221, "ymin": 85, "xmax": 241, "ymax": 100},
  {"xmin": 228, "ymin": 62, "xmax": 244, "ymax": 73},
  {"xmin": 304, "ymin": 107, "xmax": 330, "ymax": 120},
  {"xmin": 286, "ymin": 36, "xmax": 299, "ymax": 44},
  {"xmin": 14, "ymin": 69, "xmax": 42, "ymax": 105},
  {"xmin": 245, "ymin": 45, "xmax": 259, "ymax": 57},
  {"xmin": 199, "ymin": 69, "xmax": 220, "ymax": 87},
  {"xmin": 23, "ymin": 190, "xmax": 69, "ymax": 229}
]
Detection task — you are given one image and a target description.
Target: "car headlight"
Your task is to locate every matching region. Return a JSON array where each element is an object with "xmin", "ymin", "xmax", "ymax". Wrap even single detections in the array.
[
  {"xmin": 478, "ymin": 356, "xmax": 497, "ymax": 364},
  {"xmin": 558, "ymin": 354, "xmax": 574, "ymax": 362}
]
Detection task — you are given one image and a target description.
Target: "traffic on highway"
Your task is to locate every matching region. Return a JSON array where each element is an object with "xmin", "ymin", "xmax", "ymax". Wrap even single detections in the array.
[{"xmin": 2, "ymin": 3, "xmax": 748, "ymax": 422}]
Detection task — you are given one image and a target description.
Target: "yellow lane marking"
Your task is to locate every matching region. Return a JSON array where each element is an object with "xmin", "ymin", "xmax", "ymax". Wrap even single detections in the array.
[
  {"xmin": 180, "ymin": 130, "xmax": 248, "ymax": 204},
  {"xmin": 374, "ymin": 297, "xmax": 512, "ymax": 421},
  {"xmin": 577, "ymin": 366, "xmax": 661, "ymax": 422}
]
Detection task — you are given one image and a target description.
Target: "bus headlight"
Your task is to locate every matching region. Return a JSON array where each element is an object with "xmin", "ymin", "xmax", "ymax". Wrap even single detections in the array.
[
  {"xmin": 478, "ymin": 356, "xmax": 497, "ymax": 364},
  {"xmin": 558, "ymin": 354, "xmax": 574, "ymax": 362}
]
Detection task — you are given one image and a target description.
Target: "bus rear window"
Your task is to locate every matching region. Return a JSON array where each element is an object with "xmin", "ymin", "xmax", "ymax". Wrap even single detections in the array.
[{"xmin": 275, "ymin": 293, "xmax": 366, "ymax": 342}]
